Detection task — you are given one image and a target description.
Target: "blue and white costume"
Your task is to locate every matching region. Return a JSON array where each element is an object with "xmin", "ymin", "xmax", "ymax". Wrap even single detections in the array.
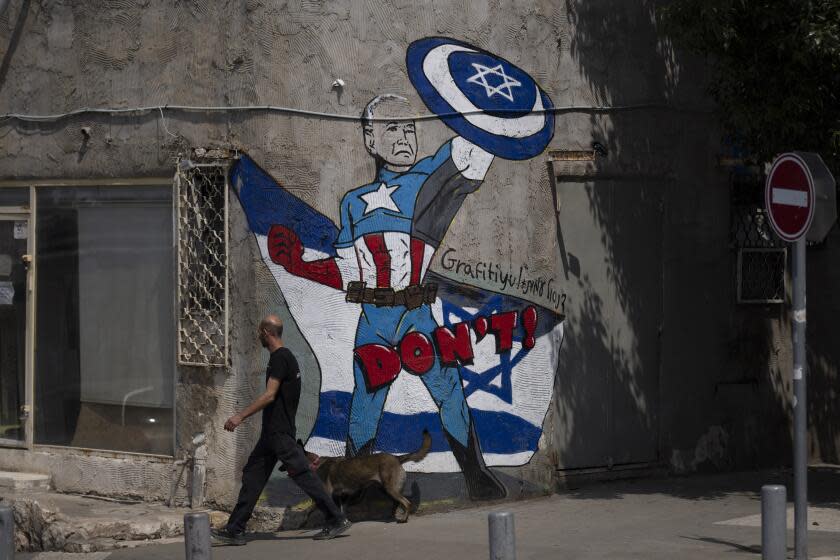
[{"xmin": 331, "ymin": 137, "xmax": 493, "ymax": 454}]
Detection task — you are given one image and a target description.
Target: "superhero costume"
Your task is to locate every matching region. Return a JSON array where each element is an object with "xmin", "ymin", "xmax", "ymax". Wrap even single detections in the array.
[{"xmin": 268, "ymin": 137, "xmax": 505, "ymax": 499}]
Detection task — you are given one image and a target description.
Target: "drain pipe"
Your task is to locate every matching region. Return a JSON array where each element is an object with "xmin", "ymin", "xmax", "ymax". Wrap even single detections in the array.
[
  {"xmin": 168, "ymin": 455, "xmax": 191, "ymax": 507},
  {"xmin": 190, "ymin": 433, "xmax": 208, "ymax": 509}
]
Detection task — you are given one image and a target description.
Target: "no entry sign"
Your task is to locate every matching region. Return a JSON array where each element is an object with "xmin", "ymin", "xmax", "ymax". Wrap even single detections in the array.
[
  {"xmin": 763, "ymin": 151, "xmax": 836, "ymax": 558},
  {"xmin": 765, "ymin": 153, "xmax": 815, "ymax": 242}
]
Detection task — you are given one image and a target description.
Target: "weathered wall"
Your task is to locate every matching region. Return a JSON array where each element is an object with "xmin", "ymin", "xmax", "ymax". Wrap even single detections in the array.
[
  {"xmin": 0, "ymin": 0, "xmax": 820, "ymax": 508},
  {"xmin": 0, "ymin": 447, "xmax": 184, "ymax": 502},
  {"xmin": 808, "ymin": 228, "xmax": 840, "ymax": 465}
]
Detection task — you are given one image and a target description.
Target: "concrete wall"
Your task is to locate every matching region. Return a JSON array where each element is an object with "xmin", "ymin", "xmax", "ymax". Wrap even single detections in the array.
[
  {"xmin": 808, "ymin": 228, "xmax": 840, "ymax": 465},
  {"xmin": 0, "ymin": 0, "xmax": 823, "ymax": 507}
]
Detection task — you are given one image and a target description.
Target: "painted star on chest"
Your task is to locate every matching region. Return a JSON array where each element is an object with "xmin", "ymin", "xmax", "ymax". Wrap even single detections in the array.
[{"xmin": 361, "ymin": 182, "xmax": 401, "ymax": 215}]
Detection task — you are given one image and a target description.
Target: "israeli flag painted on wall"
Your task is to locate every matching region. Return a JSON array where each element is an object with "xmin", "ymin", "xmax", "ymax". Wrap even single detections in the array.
[{"xmin": 231, "ymin": 155, "xmax": 564, "ymax": 472}]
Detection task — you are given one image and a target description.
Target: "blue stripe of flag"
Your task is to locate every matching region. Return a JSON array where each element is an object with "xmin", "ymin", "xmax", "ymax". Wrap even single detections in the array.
[
  {"xmin": 230, "ymin": 155, "xmax": 338, "ymax": 256},
  {"xmin": 310, "ymin": 391, "xmax": 540, "ymax": 455}
]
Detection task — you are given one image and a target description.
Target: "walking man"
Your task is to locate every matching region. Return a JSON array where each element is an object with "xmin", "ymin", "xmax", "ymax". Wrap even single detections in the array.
[{"xmin": 211, "ymin": 315, "xmax": 351, "ymax": 545}]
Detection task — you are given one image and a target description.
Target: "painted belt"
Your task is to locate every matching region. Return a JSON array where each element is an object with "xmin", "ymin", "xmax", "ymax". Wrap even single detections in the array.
[{"xmin": 345, "ymin": 281, "xmax": 438, "ymax": 309}]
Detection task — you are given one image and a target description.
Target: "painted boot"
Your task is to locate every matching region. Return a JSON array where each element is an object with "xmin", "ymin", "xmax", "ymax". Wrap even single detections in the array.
[{"xmin": 444, "ymin": 425, "xmax": 507, "ymax": 501}]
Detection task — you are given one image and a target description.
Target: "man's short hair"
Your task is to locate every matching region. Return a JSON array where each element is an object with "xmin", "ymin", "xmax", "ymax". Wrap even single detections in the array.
[
  {"xmin": 361, "ymin": 94, "xmax": 410, "ymax": 128},
  {"xmin": 262, "ymin": 317, "xmax": 283, "ymax": 339}
]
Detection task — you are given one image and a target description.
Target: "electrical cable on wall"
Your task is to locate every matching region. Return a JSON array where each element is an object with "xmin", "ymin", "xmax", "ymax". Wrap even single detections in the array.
[{"xmin": 0, "ymin": 102, "xmax": 710, "ymax": 125}]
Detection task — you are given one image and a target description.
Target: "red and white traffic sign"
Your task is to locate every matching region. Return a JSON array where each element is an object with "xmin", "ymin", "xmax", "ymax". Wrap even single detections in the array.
[{"xmin": 765, "ymin": 153, "xmax": 815, "ymax": 242}]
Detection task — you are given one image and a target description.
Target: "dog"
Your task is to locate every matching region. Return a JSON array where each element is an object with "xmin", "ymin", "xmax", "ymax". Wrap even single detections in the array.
[{"xmin": 313, "ymin": 429, "xmax": 431, "ymax": 523}]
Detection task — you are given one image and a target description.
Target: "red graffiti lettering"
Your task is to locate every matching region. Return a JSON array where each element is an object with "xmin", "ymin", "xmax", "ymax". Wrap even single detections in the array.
[
  {"xmin": 399, "ymin": 332, "xmax": 435, "ymax": 375},
  {"xmin": 354, "ymin": 344, "xmax": 400, "ymax": 391},
  {"xmin": 489, "ymin": 311, "xmax": 517, "ymax": 353},
  {"xmin": 434, "ymin": 322, "xmax": 475, "ymax": 366},
  {"xmin": 522, "ymin": 306, "xmax": 538, "ymax": 349},
  {"xmin": 355, "ymin": 308, "xmax": 535, "ymax": 387},
  {"xmin": 473, "ymin": 315, "xmax": 489, "ymax": 340}
]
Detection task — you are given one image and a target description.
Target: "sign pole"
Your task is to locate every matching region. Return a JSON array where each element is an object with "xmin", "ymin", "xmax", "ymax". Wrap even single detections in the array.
[
  {"xmin": 792, "ymin": 236, "xmax": 807, "ymax": 559},
  {"xmin": 766, "ymin": 151, "xmax": 835, "ymax": 559}
]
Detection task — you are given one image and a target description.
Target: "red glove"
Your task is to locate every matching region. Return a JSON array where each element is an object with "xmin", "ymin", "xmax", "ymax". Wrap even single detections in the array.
[
  {"xmin": 268, "ymin": 225, "xmax": 304, "ymax": 272},
  {"xmin": 267, "ymin": 224, "xmax": 342, "ymax": 290}
]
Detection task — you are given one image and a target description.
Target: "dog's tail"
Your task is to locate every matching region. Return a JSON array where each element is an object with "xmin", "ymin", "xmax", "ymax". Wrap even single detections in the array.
[{"xmin": 397, "ymin": 429, "xmax": 432, "ymax": 464}]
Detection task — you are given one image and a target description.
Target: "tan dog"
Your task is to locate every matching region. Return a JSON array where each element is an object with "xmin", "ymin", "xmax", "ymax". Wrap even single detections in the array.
[{"xmin": 314, "ymin": 430, "xmax": 431, "ymax": 523}]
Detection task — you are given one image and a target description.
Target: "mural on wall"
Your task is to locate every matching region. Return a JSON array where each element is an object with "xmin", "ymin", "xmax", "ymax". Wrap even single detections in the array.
[{"xmin": 231, "ymin": 37, "xmax": 564, "ymax": 500}]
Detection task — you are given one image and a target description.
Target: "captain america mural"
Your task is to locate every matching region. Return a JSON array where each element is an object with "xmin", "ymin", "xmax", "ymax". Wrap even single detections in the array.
[{"xmin": 231, "ymin": 37, "xmax": 565, "ymax": 501}]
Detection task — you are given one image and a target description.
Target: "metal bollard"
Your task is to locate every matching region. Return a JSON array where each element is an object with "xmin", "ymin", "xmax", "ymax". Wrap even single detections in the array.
[
  {"xmin": 761, "ymin": 485, "xmax": 786, "ymax": 560},
  {"xmin": 184, "ymin": 512, "xmax": 212, "ymax": 560},
  {"xmin": 488, "ymin": 511, "xmax": 515, "ymax": 560},
  {"xmin": 0, "ymin": 504, "xmax": 14, "ymax": 560}
]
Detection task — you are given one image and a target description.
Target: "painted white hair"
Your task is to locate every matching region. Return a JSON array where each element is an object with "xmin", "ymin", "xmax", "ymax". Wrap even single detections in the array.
[{"xmin": 361, "ymin": 94, "xmax": 410, "ymax": 127}]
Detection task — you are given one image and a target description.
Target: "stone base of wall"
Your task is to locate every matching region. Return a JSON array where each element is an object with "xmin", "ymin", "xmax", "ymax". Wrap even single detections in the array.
[{"xmin": 3, "ymin": 490, "xmax": 188, "ymax": 553}]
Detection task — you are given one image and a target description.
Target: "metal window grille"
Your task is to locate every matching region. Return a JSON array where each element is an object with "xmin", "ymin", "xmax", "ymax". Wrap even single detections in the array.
[
  {"xmin": 730, "ymin": 171, "xmax": 786, "ymax": 304},
  {"xmin": 737, "ymin": 248, "xmax": 786, "ymax": 303},
  {"xmin": 175, "ymin": 159, "xmax": 229, "ymax": 367}
]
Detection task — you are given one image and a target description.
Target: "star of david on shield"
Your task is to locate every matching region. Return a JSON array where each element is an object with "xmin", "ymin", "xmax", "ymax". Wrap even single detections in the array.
[
  {"xmin": 406, "ymin": 36, "xmax": 555, "ymax": 160},
  {"xmin": 466, "ymin": 63, "xmax": 522, "ymax": 102}
]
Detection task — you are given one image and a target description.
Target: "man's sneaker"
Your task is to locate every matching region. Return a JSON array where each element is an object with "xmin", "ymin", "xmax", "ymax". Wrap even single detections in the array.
[
  {"xmin": 313, "ymin": 518, "xmax": 352, "ymax": 540},
  {"xmin": 210, "ymin": 527, "xmax": 246, "ymax": 546}
]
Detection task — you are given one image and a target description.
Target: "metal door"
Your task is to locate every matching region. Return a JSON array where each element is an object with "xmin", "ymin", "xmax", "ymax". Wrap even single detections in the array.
[
  {"xmin": 552, "ymin": 178, "xmax": 663, "ymax": 469},
  {"xmin": 0, "ymin": 214, "xmax": 32, "ymax": 448}
]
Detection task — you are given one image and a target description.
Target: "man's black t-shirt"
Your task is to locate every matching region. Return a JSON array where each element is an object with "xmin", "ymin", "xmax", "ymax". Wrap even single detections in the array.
[{"xmin": 262, "ymin": 347, "xmax": 301, "ymax": 436}]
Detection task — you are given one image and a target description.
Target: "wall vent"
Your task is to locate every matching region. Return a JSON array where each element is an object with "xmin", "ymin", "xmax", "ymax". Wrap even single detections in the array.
[{"xmin": 736, "ymin": 248, "xmax": 786, "ymax": 304}]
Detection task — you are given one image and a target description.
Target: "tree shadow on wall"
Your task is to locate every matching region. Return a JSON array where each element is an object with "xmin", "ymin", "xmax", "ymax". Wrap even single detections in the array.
[
  {"xmin": 552, "ymin": 0, "xmax": 799, "ymax": 490},
  {"xmin": 553, "ymin": 178, "xmax": 663, "ymax": 472},
  {"xmin": 550, "ymin": 0, "xmax": 682, "ymax": 474},
  {"xmin": 806, "ymin": 234, "xmax": 840, "ymax": 465},
  {"xmin": 0, "ymin": 0, "xmax": 31, "ymax": 94}
]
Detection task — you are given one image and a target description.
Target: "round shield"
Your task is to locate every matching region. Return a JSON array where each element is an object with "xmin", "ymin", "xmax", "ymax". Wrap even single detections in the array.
[{"xmin": 406, "ymin": 37, "xmax": 554, "ymax": 160}]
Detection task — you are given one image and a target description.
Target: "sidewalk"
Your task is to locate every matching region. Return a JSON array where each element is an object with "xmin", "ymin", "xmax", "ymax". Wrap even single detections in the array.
[{"xmin": 18, "ymin": 466, "xmax": 840, "ymax": 559}]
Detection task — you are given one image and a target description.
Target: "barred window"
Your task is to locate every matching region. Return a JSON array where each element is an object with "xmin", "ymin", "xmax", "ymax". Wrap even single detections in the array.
[
  {"xmin": 730, "ymin": 171, "xmax": 786, "ymax": 304},
  {"xmin": 736, "ymin": 248, "xmax": 786, "ymax": 304},
  {"xmin": 175, "ymin": 157, "xmax": 229, "ymax": 367}
]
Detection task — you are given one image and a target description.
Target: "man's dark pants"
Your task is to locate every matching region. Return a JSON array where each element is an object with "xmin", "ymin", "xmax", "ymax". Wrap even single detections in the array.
[{"xmin": 226, "ymin": 431, "xmax": 342, "ymax": 533}]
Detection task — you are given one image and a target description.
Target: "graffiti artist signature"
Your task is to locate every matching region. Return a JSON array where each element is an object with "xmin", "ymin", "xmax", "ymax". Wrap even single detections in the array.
[{"xmin": 440, "ymin": 248, "xmax": 566, "ymax": 313}]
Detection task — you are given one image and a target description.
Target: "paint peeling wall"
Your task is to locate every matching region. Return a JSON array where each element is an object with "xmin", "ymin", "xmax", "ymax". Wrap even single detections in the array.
[{"xmin": 0, "ymin": 0, "xmax": 820, "ymax": 506}]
